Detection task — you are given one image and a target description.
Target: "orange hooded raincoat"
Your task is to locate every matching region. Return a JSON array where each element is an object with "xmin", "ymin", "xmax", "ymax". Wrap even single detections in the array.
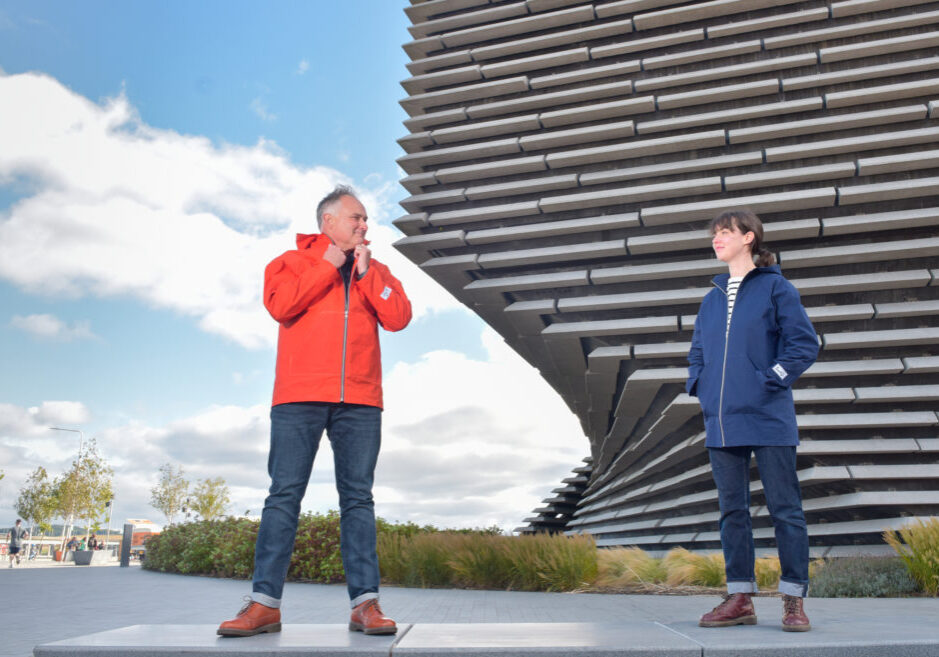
[{"xmin": 264, "ymin": 233, "xmax": 412, "ymax": 409}]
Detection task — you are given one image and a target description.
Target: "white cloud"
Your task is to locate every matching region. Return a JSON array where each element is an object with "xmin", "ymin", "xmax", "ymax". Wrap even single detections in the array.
[
  {"xmin": 296, "ymin": 59, "xmax": 309, "ymax": 75},
  {"xmin": 249, "ymin": 96, "xmax": 277, "ymax": 122},
  {"xmin": 0, "ymin": 328, "xmax": 586, "ymax": 531},
  {"xmin": 0, "ymin": 71, "xmax": 461, "ymax": 350},
  {"xmin": 10, "ymin": 313, "xmax": 97, "ymax": 341}
]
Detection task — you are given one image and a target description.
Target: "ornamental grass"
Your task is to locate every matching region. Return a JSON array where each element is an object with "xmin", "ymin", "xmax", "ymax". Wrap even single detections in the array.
[{"xmin": 884, "ymin": 517, "xmax": 939, "ymax": 596}]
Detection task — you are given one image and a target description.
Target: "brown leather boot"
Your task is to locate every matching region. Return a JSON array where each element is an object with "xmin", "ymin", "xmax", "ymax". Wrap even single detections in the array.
[
  {"xmin": 699, "ymin": 593, "xmax": 758, "ymax": 627},
  {"xmin": 782, "ymin": 594, "xmax": 811, "ymax": 632},
  {"xmin": 349, "ymin": 599, "xmax": 397, "ymax": 635},
  {"xmin": 217, "ymin": 599, "xmax": 282, "ymax": 637}
]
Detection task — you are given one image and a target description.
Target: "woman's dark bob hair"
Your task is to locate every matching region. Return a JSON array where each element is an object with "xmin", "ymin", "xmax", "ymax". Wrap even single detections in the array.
[{"xmin": 710, "ymin": 208, "xmax": 776, "ymax": 267}]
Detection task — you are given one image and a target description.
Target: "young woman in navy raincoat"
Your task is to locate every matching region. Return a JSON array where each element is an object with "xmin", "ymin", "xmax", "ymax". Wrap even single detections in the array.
[{"xmin": 687, "ymin": 209, "xmax": 818, "ymax": 632}]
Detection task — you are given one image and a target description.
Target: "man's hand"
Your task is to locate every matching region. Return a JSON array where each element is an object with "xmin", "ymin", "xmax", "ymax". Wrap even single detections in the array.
[
  {"xmin": 323, "ymin": 243, "xmax": 346, "ymax": 269},
  {"xmin": 354, "ymin": 244, "xmax": 371, "ymax": 276}
]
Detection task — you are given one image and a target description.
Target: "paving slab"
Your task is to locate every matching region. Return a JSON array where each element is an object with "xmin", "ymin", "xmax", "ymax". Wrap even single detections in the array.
[
  {"xmin": 393, "ymin": 622, "xmax": 699, "ymax": 656},
  {"xmin": 664, "ymin": 617, "xmax": 939, "ymax": 657},
  {"xmin": 7, "ymin": 567, "xmax": 939, "ymax": 657},
  {"xmin": 34, "ymin": 624, "xmax": 404, "ymax": 657}
]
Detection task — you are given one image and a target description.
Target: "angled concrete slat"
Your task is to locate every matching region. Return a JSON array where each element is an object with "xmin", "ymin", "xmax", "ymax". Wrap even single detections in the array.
[
  {"xmin": 838, "ymin": 177, "xmax": 939, "ymax": 206},
  {"xmin": 783, "ymin": 56, "xmax": 939, "ymax": 92},
  {"xmin": 826, "ymin": 80, "xmax": 939, "ymax": 109},
  {"xmin": 478, "ymin": 239, "xmax": 627, "ymax": 269},
  {"xmin": 641, "ymin": 188, "xmax": 835, "ymax": 226},
  {"xmin": 766, "ymin": 7, "xmax": 939, "ymax": 48},
  {"xmin": 656, "ymin": 78, "xmax": 780, "ymax": 110},
  {"xmin": 822, "ymin": 207, "xmax": 939, "ymax": 235},
  {"xmin": 539, "ymin": 177, "xmax": 722, "ymax": 213},
  {"xmin": 590, "ymin": 28, "xmax": 703, "ymax": 58},
  {"xmin": 408, "ymin": 3, "xmax": 529, "ymax": 40},
  {"xmin": 638, "ymin": 98, "xmax": 821, "ymax": 135},
  {"xmin": 858, "ymin": 149, "xmax": 939, "ymax": 176},
  {"xmin": 707, "ymin": 6, "xmax": 829, "ymax": 39},
  {"xmin": 765, "ymin": 127, "xmax": 939, "ymax": 162},
  {"xmin": 725, "ymin": 163, "xmax": 857, "ymax": 191},
  {"xmin": 781, "ymin": 237, "xmax": 939, "ymax": 269},
  {"xmin": 819, "ymin": 30, "xmax": 939, "ymax": 64},
  {"xmin": 464, "ymin": 173, "xmax": 579, "ymax": 201},
  {"xmin": 633, "ymin": 53, "xmax": 816, "ymax": 93},
  {"xmin": 467, "ymin": 81, "xmax": 634, "ymax": 119},
  {"xmin": 470, "ymin": 19, "xmax": 634, "ymax": 61},
  {"xmin": 466, "ymin": 212, "xmax": 639, "ymax": 245},
  {"xmin": 440, "ymin": 5, "xmax": 596, "ymax": 49},
  {"xmin": 546, "ymin": 130, "xmax": 726, "ymax": 170},
  {"xmin": 531, "ymin": 61, "xmax": 641, "ymax": 90},
  {"xmin": 728, "ymin": 105, "xmax": 927, "ymax": 145},
  {"xmin": 480, "ymin": 47, "xmax": 589, "ymax": 79}
]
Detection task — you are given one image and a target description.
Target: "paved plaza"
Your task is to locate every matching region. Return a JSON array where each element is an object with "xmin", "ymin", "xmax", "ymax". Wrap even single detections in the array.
[{"xmin": 3, "ymin": 561, "xmax": 939, "ymax": 656}]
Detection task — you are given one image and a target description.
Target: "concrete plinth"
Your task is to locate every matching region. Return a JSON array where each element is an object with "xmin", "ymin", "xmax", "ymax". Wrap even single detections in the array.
[
  {"xmin": 34, "ymin": 619, "xmax": 939, "ymax": 657},
  {"xmin": 393, "ymin": 622, "xmax": 698, "ymax": 655},
  {"xmin": 34, "ymin": 624, "xmax": 405, "ymax": 657}
]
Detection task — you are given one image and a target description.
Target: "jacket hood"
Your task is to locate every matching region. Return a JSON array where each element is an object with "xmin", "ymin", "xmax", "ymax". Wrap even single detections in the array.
[
  {"xmin": 711, "ymin": 264, "xmax": 781, "ymax": 290},
  {"xmin": 296, "ymin": 233, "xmax": 324, "ymax": 250}
]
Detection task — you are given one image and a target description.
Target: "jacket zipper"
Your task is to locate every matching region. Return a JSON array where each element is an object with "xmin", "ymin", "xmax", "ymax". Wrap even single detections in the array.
[
  {"xmin": 714, "ymin": 277, "xmax": 747, "ymax": 448},
  {"xmin": 340, "ymin": 266, "xmax": 352, "ymax": 403}
]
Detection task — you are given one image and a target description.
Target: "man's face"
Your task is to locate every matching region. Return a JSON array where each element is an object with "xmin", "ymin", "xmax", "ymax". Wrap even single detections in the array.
[{"xmin": 322, "ymin": 195, "xmax": 368, "ymax": 252}]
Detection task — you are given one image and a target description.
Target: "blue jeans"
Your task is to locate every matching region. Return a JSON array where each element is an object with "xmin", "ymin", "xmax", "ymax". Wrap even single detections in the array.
[
  {"xmin": 708, "ymin": 446, "xmax": 809, "ymax": 597},
  {"xmin": 251, "ymin": 402, "xmax": 382, "ymax": 609}
]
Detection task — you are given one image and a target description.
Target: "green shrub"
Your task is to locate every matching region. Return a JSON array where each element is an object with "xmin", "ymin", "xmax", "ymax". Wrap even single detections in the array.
[
  {"xmin": 884, "ymin": 518, "xmax": 939, "ymax": 596},
  {"xmin": 810, "ymin": 556, "xmax": 919, "ymax": 598},
  {"xmin": 144, "ymin": 516, "xmax": 595, "ymax": 592}
]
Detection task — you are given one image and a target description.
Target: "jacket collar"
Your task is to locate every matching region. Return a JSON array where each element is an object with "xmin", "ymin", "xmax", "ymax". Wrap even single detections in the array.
[{"xmin": 711, "ymin": 264, "xmax": 781, "ymax": 292}]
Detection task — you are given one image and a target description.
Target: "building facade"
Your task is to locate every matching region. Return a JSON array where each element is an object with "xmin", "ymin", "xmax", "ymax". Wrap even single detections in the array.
[{"xmin": 395, "ymin": 0, "xmax": 939, "ymax": 556}]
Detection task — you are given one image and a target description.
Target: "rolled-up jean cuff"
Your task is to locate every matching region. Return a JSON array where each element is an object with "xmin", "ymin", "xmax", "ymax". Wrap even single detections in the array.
[
  {"xmin": 778, "ymin": 579, "xmax": 808, "ymax": 598},
  {"xmin": 727, "ymin": 580, "xmax": 759, "ymax": 594},
  {"xmin": 350, "ymin": 592, "xmax": 378, "ymax": 609},
  {"xmin": 251, "ymin": 591, "xmax": 281, "ymax": 609}
]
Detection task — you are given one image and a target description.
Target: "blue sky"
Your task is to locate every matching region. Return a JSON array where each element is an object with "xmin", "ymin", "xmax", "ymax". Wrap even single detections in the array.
[{"xmin": 0, "ymin": 1, "xmax": 586, "ymax": 532}]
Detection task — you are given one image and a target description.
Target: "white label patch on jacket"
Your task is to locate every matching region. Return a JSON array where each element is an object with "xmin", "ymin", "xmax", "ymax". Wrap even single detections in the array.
[
  {"xmin": 772, "ymin": 363, "xmax": 788, "ymax": 380},
  {"xmin": 380, "ymin": 286, "xmax": 392, "ymax": 300}
]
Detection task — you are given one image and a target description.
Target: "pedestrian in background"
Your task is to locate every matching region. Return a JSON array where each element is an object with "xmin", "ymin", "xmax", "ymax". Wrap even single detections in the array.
[{"xmin": 7, "ymin": 519, "xmax": 28, "ymax": 568}]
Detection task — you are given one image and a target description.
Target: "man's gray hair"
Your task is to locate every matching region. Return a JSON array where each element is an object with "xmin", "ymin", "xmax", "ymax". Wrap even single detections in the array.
[{"xmin": 316, "ymin": 184, "xmax": 359, "ymax": 229}]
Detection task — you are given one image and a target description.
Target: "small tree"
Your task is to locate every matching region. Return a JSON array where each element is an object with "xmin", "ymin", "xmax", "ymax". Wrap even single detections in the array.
[
  {"xmin": 150, "ymin": 463, "xmax": 189, "ymax": 525},
  {"xmin": 15, "ymin": 467, "xmax": 56, "ymax": 555},
  {"xmin": 190, "ymin": 477, "xmax": 231, "ymax": 521},
  {"xmin": 53, "ymin": 440, "xmax": 114, "ymax": 549}
]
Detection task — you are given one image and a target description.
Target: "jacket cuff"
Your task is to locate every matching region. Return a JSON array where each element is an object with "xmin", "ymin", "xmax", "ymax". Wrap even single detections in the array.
[
  {"xmin": 685, "ymin": 376, "xmax": 699, "ymax": 397},
  {"xmin": 763, "ymin": 363, "xmax": 793, "ymax": 389}
]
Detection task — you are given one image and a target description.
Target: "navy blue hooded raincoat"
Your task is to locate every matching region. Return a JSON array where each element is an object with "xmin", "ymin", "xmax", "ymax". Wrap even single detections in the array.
[{"xmin": 686, "ymin": 265, "xmax": 818, "ymax": 448}]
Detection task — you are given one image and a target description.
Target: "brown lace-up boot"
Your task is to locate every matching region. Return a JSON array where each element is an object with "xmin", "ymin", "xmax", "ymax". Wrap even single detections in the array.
[
  {"xmin": 699, "ymin": 593, "xmax": 758, "ymax": 627},
  {"xmin": 349, "ymin": 598, "xmax": 397, "ymax": 635},
  {"xmin": 217, "ymin": 598, "xmax": 281, "ymax": 637},
  {"xmin": 781, "ymin": 594, "xmax": 811, "ymax": 632}
]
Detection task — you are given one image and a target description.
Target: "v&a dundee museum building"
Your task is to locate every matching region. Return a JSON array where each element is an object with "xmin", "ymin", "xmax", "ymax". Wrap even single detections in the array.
[{"xmin": 393, "ymin": 0, "xmax": 939, "ymax": 556}]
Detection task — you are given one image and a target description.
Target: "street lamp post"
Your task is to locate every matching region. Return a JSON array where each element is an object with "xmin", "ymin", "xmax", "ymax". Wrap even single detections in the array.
[
  {"xmin": 50, "ymin": 427, "xmax": 84, "ymax": 459},
  {"xmin": 49, "ymin": 427, "xmax": 86, "ymax": 553}
]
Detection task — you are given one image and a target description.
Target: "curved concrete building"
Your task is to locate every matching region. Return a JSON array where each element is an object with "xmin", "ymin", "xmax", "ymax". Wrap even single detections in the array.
[{"xmin": 395, "ymin": 0, "xmax": 939, "ymax": 555}]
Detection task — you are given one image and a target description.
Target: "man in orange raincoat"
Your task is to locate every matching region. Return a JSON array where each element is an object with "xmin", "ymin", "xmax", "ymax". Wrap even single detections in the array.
[{"xmin": 219, "ymin": 185, "xmax": 411, "ymax": 638}]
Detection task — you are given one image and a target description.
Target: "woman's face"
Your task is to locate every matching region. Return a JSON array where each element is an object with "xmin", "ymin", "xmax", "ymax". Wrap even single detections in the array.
[{"xmin": 712, "ymin": 223, "xmax": 754, "ymax": 264}]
